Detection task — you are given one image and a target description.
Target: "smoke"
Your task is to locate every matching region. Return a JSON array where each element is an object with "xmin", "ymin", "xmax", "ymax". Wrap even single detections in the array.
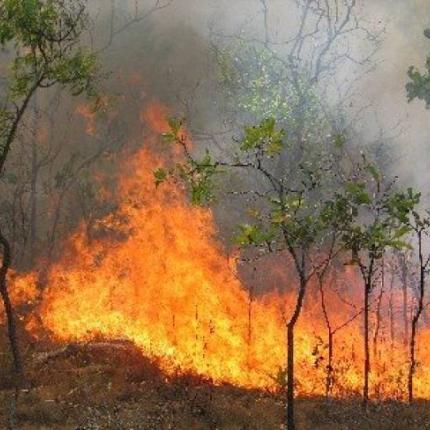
[
  {"xmin": 91, "ymin": 1, "xmax": 430, "ymax": 191},
  {"xmin": 357, "ymin": 0, "xmax": 430, "ymax": 194},
  {"xmin": 3, "ymin": 0, "xmax": 430, "ymax": 268}
]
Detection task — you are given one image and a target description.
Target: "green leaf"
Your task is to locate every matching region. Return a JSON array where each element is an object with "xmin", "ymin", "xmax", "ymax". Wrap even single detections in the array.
[
  {"xmin": 241, "ymin": 117, "xmax": 284, "ymax": 154},
  {"xmin": 161, "ymin": 132, "xmax": 176, "ymax": 143},
  {"xmin": 365, "ymin": 163, "xmax": 381, "ymax": 182},
  {"xmin": 345, "ymin": 182, "xmax": 372, "ymax": 205},
  {"xmin": 153, "ymin": 168, "xmax": 167, "ymax": 187},
  {"xmin": 168, "ymin": 117, "xmax": 183, "ymax": 134},
  {"xmin": 234, "ymin": 223, "xmax": 273, "ymax": 246}
]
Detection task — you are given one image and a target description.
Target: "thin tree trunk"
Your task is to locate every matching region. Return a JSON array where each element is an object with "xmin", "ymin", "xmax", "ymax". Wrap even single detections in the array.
[
  {"xmin": 373, "ymin": 262, "xmax": 385, "ymax": 363},
  {"xmin": 286, "ymin": 323, "xmax": 295, "ymax": 429},
  {"xmin": 408, "ymin": 232, "xmax": 426, "ymax": 403},
  {"xmin": 247, "ymin": 286, "xmax": 254, "ymax": 372},
  {"xmin": 318, "ymin": 274, "xmax": 334, "ymax": 397},
  {"xmin": 363, "ymin": 280, "xmax": 371, "ymax": 409},
  {"xmin": 28, "ymin": 96, "xmax": 40, "ymax": 267},
  {"xmin": 247, "ymin": 266, "xmax": 256, "ymax": 370},
  {"xmin": 326, "ymin": 331, "xmax": 334, "ymax": 397},
  {"xmin": 286, "ymin": 276, "xmax": 306, "ymax": 430},
  {"xmin": 260, "ymin": 0, "xmax": 270, "ymax": 47},
  {"xmin": 0, "ymin": 80, "xmax": 41, "ymax": 399},
  {"xmin": 398, "ymin": 253, "xmax": 409, "ymax": 347},
  {"xmin": 408, "ymin": 316, "xmax": 419, "ymax": 403},
  {"xmin": 28, "ymin": 139, "xmax": 38, "ymax": 266},
  {"xmin": 388, "ymin": 270, "xmax": 395, "ymax": 351},
  {"xmin": 0, "ymin": 230, "xmax": 22, "ymax": 378},
  {"xmin": 402, "ymin": 280, "xmax": 409, "ymax": 346}
]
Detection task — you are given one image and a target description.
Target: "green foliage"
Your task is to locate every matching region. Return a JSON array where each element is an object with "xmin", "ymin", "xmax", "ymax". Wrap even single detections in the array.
[
  {"xmin": 406, "ymin": 57, "xmax": 430, "ymax": 109},
  {"xmin": 269, "ymin": 195, "xmax": 322, "ymax": 248},
  {"xmin": 157, "ymin": 107, "xmax": 419, "ymax": 290},
  {"xmin": 158, "ymin": 115, "xmax": 351, "ymax": 262},
  {"xmin": 155, "ymin": 119, "xmax": 219, "ymax": 205},
  {"xmin": 241, "ymin": 117, "xmax": 284, "ymax": 154},
  {"xmin": 344, "ymin": 182, "xmax": 372, "ymax": 205},
  {"xmin": 0, "ymin": 0, "xmax": 102, "ymax": 176},
  {"xmin": 153, "ymin": 168, "xmax": 167, "ymax": 187},
  {"xmin": 387, "ymin": 188, "xmax": 421, "ymax": 224},
  {"xmin": 187, "ymin": 151, "xmax": 218, "ymax": 205},
  {"xmin": 364, "ymin": 161, "xmax": 381, "ymax": 183},
  {"xmin": 218, "ymin": 43, "xmax": 292, "ymax": 121},
  {"xmin": 338, "ymin": 168, "xmax": 419, "ymax": 266},
  {"xmin": 162, "ymin": 118, "xmax": 185, "ymax": 143},
  {"xmin": 234, "ymin": 223, "xmax": 275, "ymax": 246},
  {"xmin": 218, "ymin": 42, "xmax": 332, "ymax": 153},
  {"xmin": 0, "ymin": 0, "xmax": 101, "ymax": 124}
]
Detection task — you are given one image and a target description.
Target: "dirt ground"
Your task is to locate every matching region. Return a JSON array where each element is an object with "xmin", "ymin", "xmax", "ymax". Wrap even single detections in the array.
[{"xmin": 1, "ymin": 339, "xmax": 430, "ymax": 429}]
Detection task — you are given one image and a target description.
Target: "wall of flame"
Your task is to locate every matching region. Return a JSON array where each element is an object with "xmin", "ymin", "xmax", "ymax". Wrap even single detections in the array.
[{"xmin": 4, "ymin": 101, "xmax": 430, "ymax": 400}]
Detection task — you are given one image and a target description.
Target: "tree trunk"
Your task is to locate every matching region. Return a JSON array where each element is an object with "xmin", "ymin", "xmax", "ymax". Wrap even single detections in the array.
[
  {"xmin": 363, "ymin": 281, "xmax": 371, "ymax": 409},
  {"xmin": 408, "ymin": 233, "xmax": 426, "ymax": 403},
  {"xmin": 389, "ymin": 272, "xmax": 395, "ymax": 351},
  {"xmin": 318, "ymin": 273, "xmax": 334, "ymax": 397},
  {"xmin": 326, "ymin": 331, "xmax": 334, "ymax": 397},
  {"xmin": 402, "ymin": 280, "xmax": 409, "ymax": 346},
  {"xmin": 285, "ymin": 276, "xmax": 306, "ymax": 430},
  {"xmin": 408, "ymin": 317, "xmax": 419, "ymax": 403},
  {"xmin": 0, "ymin": 230, "xmax": 22, "ymax": 379},
  {"xmin": 373, "ymin": 268, "xmax": 384, "ymax": 363},
  {"xmin": 28, "ymin": 139, "xmax": 38, "ymax": 267},
  {"xmin": 247, "ymin": 289, "xmax": 254, "ymax": 371},
  {"xmin": 399, "ymin": 254, "xmax": 409, "ymax": 347},
  {"xmin": 286, "ymin": 323, "xmax": 295, "ymax": 430},
  {"xmin": 27, "ymin": 96, "xmax": 40, "ymax": 267}
]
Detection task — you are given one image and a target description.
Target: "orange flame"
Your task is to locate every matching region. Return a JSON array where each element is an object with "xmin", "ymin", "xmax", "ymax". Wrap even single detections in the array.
[
  {"xmin": 75, "ymin": 104, "xmax": 97, "ymax": 136},
  {"xmin": 5, "ymin": 101, "xmax": 430, "ymax": 399}
]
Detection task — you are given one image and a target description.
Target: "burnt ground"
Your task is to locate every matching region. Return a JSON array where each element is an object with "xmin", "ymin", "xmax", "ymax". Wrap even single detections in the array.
[{"xmin": 1, "ymin": 337, "xmax": 430, "ymax": 429}]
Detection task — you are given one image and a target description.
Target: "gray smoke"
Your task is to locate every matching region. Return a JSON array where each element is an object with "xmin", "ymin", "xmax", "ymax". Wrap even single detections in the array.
[{"xmin": 93, "ymin": 1, "xmax": 430, "ymax": 191}]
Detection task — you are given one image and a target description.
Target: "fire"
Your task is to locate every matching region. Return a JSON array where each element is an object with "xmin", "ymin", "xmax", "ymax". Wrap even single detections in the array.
[
  {"xmin": 75, "ymin": 103, "xmax": 97, "ymax": 136},
  {"xmin": 5, "ymin": 101, "xmax": 430, "ymax": 399},
  {"xmin": 32, "ymin": 144, "xmax": 286, "ymax": 389}
]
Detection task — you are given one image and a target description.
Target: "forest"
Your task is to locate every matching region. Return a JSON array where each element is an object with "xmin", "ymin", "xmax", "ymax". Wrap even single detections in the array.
[{"xmin": 1, "ymin": 1, "xmax": 430, "ymax": 429}]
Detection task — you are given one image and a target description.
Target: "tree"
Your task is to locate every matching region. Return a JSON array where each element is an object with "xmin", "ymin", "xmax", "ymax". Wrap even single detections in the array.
[
  {"xmin": 389, "ymin": 190, "xmax": 430, "ymax": 402},
  {"xmin": 395, "ymin": 249, "xmax": 413, "ymax": 346},
  {"xmin": 0, "ymin": 0, "xmax": 101, "ymax": 388},
  {"xmin": 403, "ymin": 32, "xmax": 430, "ymax": 401},
  {"xmin": 209, "ymin": 0, "xmax": 381, "ymax": 158},
  {"xmin": 158, "ymin": 116, "xmax": 350, "ymax": 430},
  {"xmin": 317, "ymin": 262, "xmax": 367, "ymax": 398},
  {"xmin": 407, "ymin": 213, "xmax": 430, "ymax": 403},
  {"xmin": 339, "ymin": 161, "xmax": 418, "ymax": 408}
]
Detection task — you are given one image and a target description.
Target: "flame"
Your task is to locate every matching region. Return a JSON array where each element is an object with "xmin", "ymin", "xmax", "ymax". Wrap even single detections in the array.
[
  {"xmin": 75, "ymin": 103, "xmax": 97, "ymax": 136},
  {"xmin": 4, "ymin": 101, "xmax": 430, "ymax": 399},
  {"xmin": 140, "ymin": 101, "xmax": 169, "ymax": 134},
  {"xmin": 31, "ymin": 145, "xmax": 286, "ymax": 388}
]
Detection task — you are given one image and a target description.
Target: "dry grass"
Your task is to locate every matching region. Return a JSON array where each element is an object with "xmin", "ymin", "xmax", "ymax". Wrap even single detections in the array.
[{"xmin": 0, "ymin": 336, "xmax": 430, "ymax": 429}]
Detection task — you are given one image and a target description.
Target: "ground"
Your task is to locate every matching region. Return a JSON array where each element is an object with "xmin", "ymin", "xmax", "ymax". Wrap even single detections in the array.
[{"xmin": 1, "ymin": 338, "xmax": 430, "ymax": 429}]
